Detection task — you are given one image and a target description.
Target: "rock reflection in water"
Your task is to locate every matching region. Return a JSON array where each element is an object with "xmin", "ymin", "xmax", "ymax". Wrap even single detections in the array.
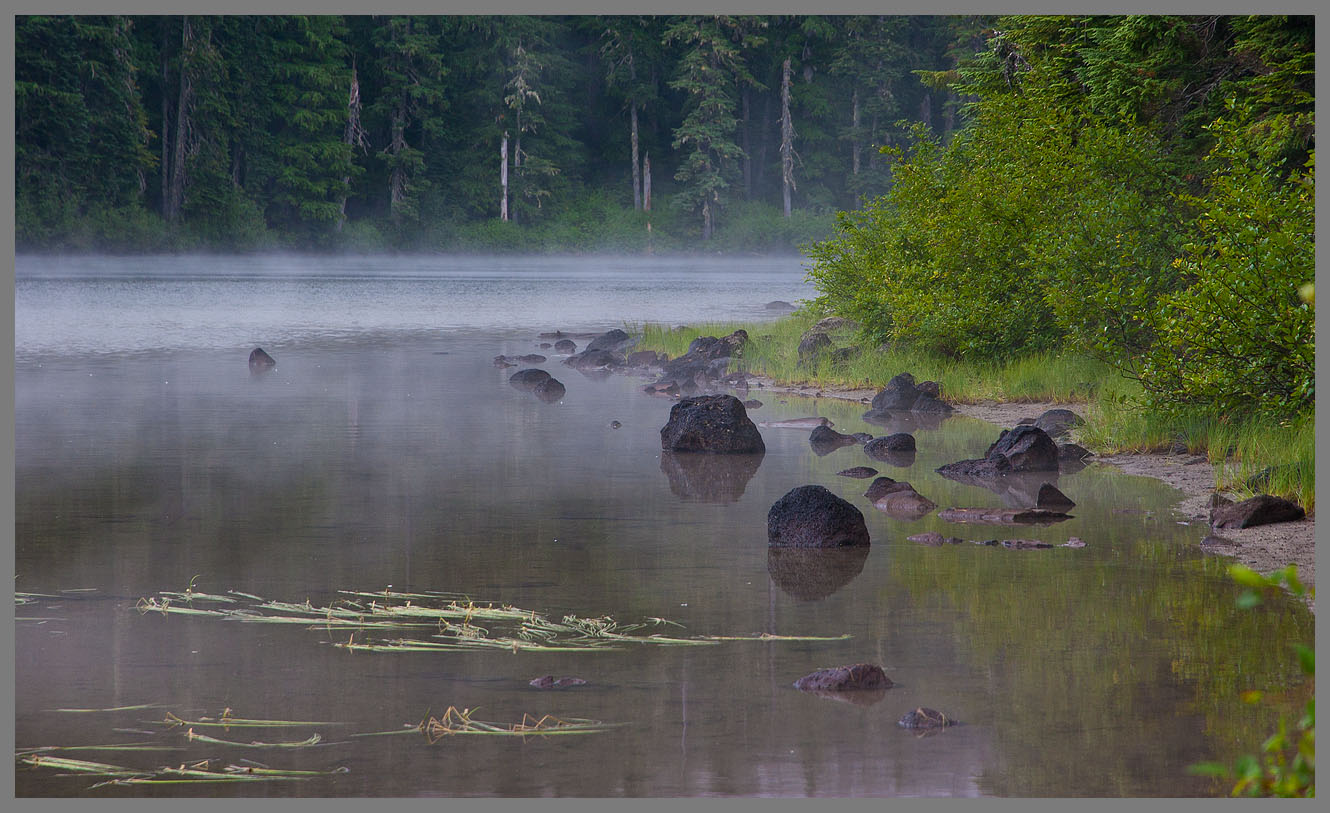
[
  {"xmin": 767, "ymin": 545, "xmax": 870, "ymax": 601},
  {"xmin": 860, "ymin": 409, "xmax": 949, "ymax": 434},
  {"xmin": 937, "ymin": 470, "xmax": 1058, "ymax": 509},
  {"xmin": 659, "ymin": 450, "xmax": 764, "ymax": 503},
  {"xmin": 797, "ymin": 686, "xmax": 889, "ymax": 707}
]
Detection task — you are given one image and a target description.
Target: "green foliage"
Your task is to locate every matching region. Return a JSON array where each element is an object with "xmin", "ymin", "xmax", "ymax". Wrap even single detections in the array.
[
  {"xmin": 1189, "ymin": 565, "xmax": 1314, "ymax": 798},
  {"xmin": 1139, "ymin": 111, "xmax": 1315, "ymax": 419}
]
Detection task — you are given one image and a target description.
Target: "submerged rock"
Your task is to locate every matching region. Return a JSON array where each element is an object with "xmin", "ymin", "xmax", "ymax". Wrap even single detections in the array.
[
  {"xmin": 529, "ymin": 676, "xmax": 588, "ymax": 689},
  {"xmin": 938, "ymin": 507, "xmax": 1072, "ymax": 525},
  {"xmin": 794, "ymin": 663, "xmax": 892, "ymax": 693},
  {"xmin": 760, "ymin": 416, "xmax": 832, "ymax": 429},
  {"xmin": 898, "ymin": 707, "xmax": 956, "ymax": 730},
  {"xmin": 809, "ymin": 424, "xmax": 860, "ymax": 456},
  {"xmin": 836, "ymin": 466, "xmax": 879, "ymax": 479},
  {"xmin": 907, "ymin": 532, "xmax": 965, "ymax": 546},
  {"xmin": 768, "ymin": 485, "xmax": 870, "ymax": 548},
  {"xmin": 660, "ymin": 394, "xmax": 765, "ymax": 454}
]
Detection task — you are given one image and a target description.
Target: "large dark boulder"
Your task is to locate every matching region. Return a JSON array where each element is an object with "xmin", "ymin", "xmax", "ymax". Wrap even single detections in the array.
[
  {"xmin": 553, "ymin": 339, "xmax": 577, "ymax": 354},
  {"xmin": 508, "ymin": 368, "xmax": 552, "ymax": 389},
  {"xmin": 796, "ymin": 330, "xmax": 833, "ymax": 364},
  {"xmin": 768, "ymin": 485, "xmax": 870, "ymax": 548},
  {"xmin": 1211, "ymin": 494, "xmax": 1306, "ymax": 529},
  {"xmin": 794, "ymin": 664, "xmax": 892, "ymax": 693},
  {"xmin": 249, "ymin": 347, "xmax": 276, "ymax": 373},
  {"xmin": 864, "ymin": 433, "xmax": 915, "ymax": 455},
  {"xmin": 1034, "ymin": 408, "xmax": 1085, "ymax": 438},
  {"xmin": 937, "ymin": 425, "xmax": 1059, "ymax": 479},
  {"xmin": 660, "ymin": 394, "xmax": 765, "ymax": 454},
  {"xmin": 767, "ymin": 546, "xmax": 869, "ymax": 601}
]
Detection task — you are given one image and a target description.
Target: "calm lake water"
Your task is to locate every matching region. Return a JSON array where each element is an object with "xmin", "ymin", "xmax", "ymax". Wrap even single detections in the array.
[{"xmin": 13, "ymin": 254, "xmax": 1313, "ymax": 798}]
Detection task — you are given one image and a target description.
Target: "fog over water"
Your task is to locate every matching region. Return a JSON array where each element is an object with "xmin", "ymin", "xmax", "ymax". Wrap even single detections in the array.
[{"xmin": 13, "ymin": 254, "xmax": 1312, "ymax": 798}]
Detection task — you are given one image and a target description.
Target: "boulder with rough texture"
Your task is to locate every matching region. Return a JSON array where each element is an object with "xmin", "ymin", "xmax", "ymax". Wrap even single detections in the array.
[
  {"xmin": 937, "ymin": 425, "xmax": 1059, "ymax": 478},
  {"xmin": 796, "ymin": 330, "xmax": 833, "ymax": 364},
  {"xmin": 660, "ymin": 395, "xmax": 765, "ymax": 454},
  {"xmin": 1211, "ymin": 494, "xmax": 1306, "ymax": 529},
  {"xmin": 553, "ymin": 339, "xmax": 577, "ymax": 353},
  {"xmin": 652, "ymin": 330, "xmax": 748, "ymax": 392},
  {"xmin": 863, "ymin": 478, "xmax": 936, "ymax": 521},
  {"xmin": 768, "ymin": 485, "xmax": 870, "ymax": 548},
  {"xmin": 508, "ymin": 368, "xmax": 552, "ymax": 389},
  {"xmin": 794, "ymin": 663, "xmax": 892, "ymax": 692},
  {"xmin": 628, "ymin": 350, "xmax": 664, "ymax": 367}
]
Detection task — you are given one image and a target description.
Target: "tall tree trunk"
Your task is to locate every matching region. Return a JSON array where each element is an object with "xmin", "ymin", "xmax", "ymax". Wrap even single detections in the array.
[
  {"xmin": 642, "ymin": 152, "xmax": 651, "ymax": 212},
  {"xmin": 741, "ymin": 87, "xmax": 751, "ymax": 199},
  {"xmin": 780, "ymin": 57, "xmax": 795, "ymax": 218},
  {"xmin": 500, "ymin": 132, "xmax": 509, "ymax": 221},
  {"xmin": 919, "ymin": 91, "xmax": 932, "ymax": 129},
  {"xmin": 388, "ymin": 104, "xmax": 406, "ymax": 221},
  {"xmin": 756, "ymin": 92, "xmax": 772, "ymax": 195},
  {"xmin": 850, "ymin": 89, "xmax": 861, "ymax": 176},
  {"xmin": 160, "ymin": 23, "xmax": 171, "ymax": 216},
  {"xmin": 337, "ymin": 64, "xmax": 367, "ymax": 232},
  {"xmin": 166, "ymin": 16, "xmax": 192, "ymax": 223},
  {"xmin": 701, "ymin": 196, "xmax": 712, "ymax": 241},
  {"xmin": 630, "ymin": 103, "xmax": 641, "ymax": 210}
]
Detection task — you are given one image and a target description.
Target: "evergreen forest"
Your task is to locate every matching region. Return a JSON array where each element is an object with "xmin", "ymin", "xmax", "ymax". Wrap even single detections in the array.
[{"xmin": 15, "ymin": 14, "xmax": 977, "ymax": 253}]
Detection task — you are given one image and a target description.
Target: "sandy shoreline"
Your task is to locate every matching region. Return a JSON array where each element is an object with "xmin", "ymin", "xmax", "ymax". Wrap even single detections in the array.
[{"xmin": 752, "ymin": 377, "xmax": 1315, "ymax": 600}]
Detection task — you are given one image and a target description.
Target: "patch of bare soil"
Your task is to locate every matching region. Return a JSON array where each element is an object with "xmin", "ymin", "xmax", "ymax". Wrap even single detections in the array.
[{"xmin": 766, "ymin": 382, "xmax": 1315, "ymax": 604}]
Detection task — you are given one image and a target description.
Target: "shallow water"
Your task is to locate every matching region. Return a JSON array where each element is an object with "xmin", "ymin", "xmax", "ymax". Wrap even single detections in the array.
[{"xmin": 14, "ymin": 255, "xmax": 1312, "ymax": 797}]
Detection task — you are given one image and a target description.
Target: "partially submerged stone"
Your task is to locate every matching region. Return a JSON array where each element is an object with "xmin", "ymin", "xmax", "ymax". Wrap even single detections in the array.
[
  {"xmin": 938, "ymin": 507, "xmax": 1072, "ymax": 525},
  {"xmin": 809, "ymin": 424, "xmax": 860, "ymax": 456},
  {"xmin": 661, "ymin": 394, "xmax": 765, "ymax": 454},
  {"xmin": 836, "ymin": 466, "xmax": 879, "ymax": 479},
  {"xmin": 529, "ymin": 675, "xmax": 588, "ymax": 689},
  {"xmin": 249, "ymin": 347, "xmax": 276, "ymax": 373},
  {"xmin": 794, "ymin": 663, "xmax": 892, "ymax": 693},
  {"xmin": 937, "ymin": 425, "xmax": 1060, "ymax": 478},
  {"xmin": 898, "ymin": 707, "xmax": 955, "ymax": 730},
  {"xmin": 768, "ymin": 485, "xmax": 870, "ymax": 548},
  {"xmin": 1035, "ymin": 483, "xmax": 1075, "ymax": 510},
  {"xmin": 907, "ymin": 532, "xmax": 964, "ymax": 546}
]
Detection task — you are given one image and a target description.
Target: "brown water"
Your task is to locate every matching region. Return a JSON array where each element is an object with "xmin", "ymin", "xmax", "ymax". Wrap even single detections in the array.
[{"xmin": 13, "ymin": 256, "xmax": 1313, "ymax": 797}]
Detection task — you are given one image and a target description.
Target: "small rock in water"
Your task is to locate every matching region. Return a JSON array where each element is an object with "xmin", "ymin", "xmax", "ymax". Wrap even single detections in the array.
[
  {"xmin": 529, "ymin": 675, "xmax": 588, "ymax": 689},
  {"xmin": 898, "ymin": 707, "xmax": 955, "ymax": 730},
  {"xmin": 249, "ymin": 347, "xmax": 277, "ymax": 373},
  {"xmin": 743, "ymin": 399, "xmax": 763, "ymax": 410},
  {"xmin": 609, "ymin": 420, "xmax": 622, "ymax": 429},
  {"xmin": 836, "ymin": 466, "xmax": 879, "ymax": 479}
]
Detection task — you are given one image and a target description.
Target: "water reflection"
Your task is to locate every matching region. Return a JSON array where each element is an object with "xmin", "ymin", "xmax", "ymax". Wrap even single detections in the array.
[
  {"xmin": 937, "ymin": 470, "xmax": 1060, "ymax": 509},
  {"xmin": 766, "ymin": 546, "xmax": 870, "ymax": 601},
  {"xmin": 861, "ymin": 409, "xmax": 950, "ymax": 434},
  {"xmin": 659, "ymin": 450, "xmax": 764, "ymax": 503}
]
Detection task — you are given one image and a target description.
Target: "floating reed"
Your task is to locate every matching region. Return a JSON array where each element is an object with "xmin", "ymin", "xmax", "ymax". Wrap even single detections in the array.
[
  {"xmin": 419, "ymin": 706, "xmax": 622, "ymax": 743},
  {"xmin": 184, "ymin": 729, "xmax": 325, "ymax": 749},
  {"xmin": 136, "ymin": 585, "xmax": 849, "ymax": 654},
  {"xmin": 162, "ymin": 710, "xmax": 341, "ymax": 729}
]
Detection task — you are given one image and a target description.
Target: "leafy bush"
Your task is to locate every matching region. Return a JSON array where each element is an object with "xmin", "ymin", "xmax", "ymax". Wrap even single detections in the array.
[{"xmin": 1138, "ymin": 110, "xmax": 1315, "ymax": 419}]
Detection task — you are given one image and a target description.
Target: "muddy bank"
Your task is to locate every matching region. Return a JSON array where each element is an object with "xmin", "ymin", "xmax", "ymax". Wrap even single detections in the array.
[{"xmin": 751, "ymin": 378, "xmax": 1315, "ymax": 599}]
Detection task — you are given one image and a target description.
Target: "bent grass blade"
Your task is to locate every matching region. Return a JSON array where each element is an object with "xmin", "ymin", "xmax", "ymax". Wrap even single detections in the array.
[{"xmin": 184, "ymin": 729, "xmax": 325, "ymax": 749}]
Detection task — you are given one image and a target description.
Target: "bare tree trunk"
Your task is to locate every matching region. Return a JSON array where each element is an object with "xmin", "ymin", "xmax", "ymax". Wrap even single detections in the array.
[
  {"xmin": 741, "ymin": 87, "xmax": 751, "ymax": 199},
  {"xmin": 500, "ymin": 132, "xmax": 509, "ymax": 222},
  {"xmin": 165, "ymin": 16, "xmax": 192, "ymax": 223},
  {"xmin": 920, "ymin": 92, "xmax": 932, "ymax": 129},
  {"xmin": 756, "ymin": 92, "xmax": 772, "ymax": 194},
  {"xmin": 701, "ymin": 197, "xmax": 712, "ymax": 241},
  {"xmin": 642, "ymin": 152, "xmax": 651, "ymax": 212},
  {"xmin": 388, "ymin": 104, "xmax": 406, "ymax": 220},
  {"xmin": 851, "ymin": 89, "xmax": 861, "ymax": 176},
  {"xmin": 160, "ymin": 23, "xmax": 171, "ymax": 216},
  {"xmin": 337, "ymin": 64, "xmax": 367, "ymax": 232},
  {"xmin": 630, "ymin": 103, "xmax": 641, "ymax": 210},
  {"xmin": 780, "ymin": 57, "xmax": 795, "ymax": 218}
]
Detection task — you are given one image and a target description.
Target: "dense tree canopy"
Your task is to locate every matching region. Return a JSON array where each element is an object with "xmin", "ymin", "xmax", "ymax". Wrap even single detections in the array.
[
  {"xmin": 15, "ymin": 13, "xmax": 971, "ymax": 251},
  {"xmin": 806, "ymin": 14, "xmax": 1314, "ymax": 419}
]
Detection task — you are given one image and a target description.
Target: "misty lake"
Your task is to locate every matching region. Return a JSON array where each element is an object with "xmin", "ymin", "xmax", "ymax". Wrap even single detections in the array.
[{"xmin": 14, "ymin": 254, "xmax": 1313, "ymax": 798}]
